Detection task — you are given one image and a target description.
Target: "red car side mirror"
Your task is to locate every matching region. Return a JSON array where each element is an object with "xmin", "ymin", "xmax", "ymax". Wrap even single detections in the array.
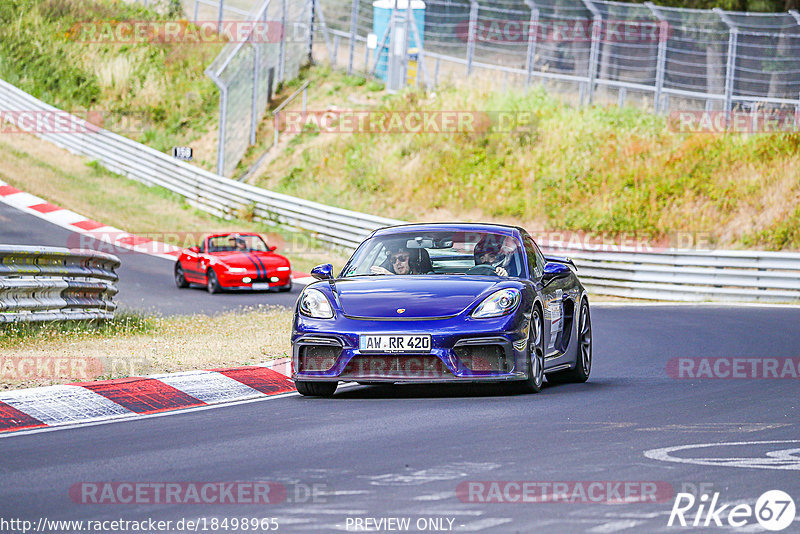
[
  {"xmin": 268, "ymin": 246, "xmax": 277, "ymax": 252},
  {"xmin": 189, "ymin": 246, "xmax": 200, "ymax": 253}
]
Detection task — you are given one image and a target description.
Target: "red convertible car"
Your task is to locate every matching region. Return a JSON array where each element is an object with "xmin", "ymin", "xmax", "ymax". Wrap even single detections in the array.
[{"xmin": 174, "ymin": 233, "xmax": 292, "ymax": 293}]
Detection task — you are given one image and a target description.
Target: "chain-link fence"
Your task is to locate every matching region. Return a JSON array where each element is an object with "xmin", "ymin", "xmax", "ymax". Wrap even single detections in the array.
[
  {"xmin": 202, "ymin": 0, "xmax": 314, "ymax": 177},
  {"xmin": 319, "ymin": 0, "xmax": 800, "ymax": 112}
]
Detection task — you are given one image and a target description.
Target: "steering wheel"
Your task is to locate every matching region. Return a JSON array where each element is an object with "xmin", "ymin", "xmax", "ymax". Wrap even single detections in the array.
[{"xmin": 465, "ymin": 264, "xmax": 497, "ymax": 276}]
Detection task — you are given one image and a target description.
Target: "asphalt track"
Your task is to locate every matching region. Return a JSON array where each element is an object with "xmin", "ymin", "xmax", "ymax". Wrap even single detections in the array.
[
  {"xmin": 2, "ymin": 305, "xmax": 799, "ymax": 533},
  {"xmin": 0, "ymin": 202, "xmax": 300, "ymax": 315}
]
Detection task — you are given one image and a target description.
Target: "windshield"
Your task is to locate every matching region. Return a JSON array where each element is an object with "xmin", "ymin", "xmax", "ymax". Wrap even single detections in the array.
[
  {"xmin": 208, "ymin": 234, "xmax": 270, "ymax": 252},
  {"xmin": 342, "ymin": 231, "xmax": 525, "ymax": 278}
]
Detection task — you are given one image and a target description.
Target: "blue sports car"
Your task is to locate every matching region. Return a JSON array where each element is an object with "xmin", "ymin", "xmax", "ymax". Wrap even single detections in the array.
[{"xmin": 291, "ymin": 223, "xmax": 592, "ymax": 397}]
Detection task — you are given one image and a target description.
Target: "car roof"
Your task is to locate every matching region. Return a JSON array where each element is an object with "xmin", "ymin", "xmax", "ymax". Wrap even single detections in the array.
[
  {"xmin": 206, "ymin": 232, "xmax": 261, "ymax": 239},
  {"xmin": 371, "ymin": 223, "xmax": 523, "ymax": 238}
]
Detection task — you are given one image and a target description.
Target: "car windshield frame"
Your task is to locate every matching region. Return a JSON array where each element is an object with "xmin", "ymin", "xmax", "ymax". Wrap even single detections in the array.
[
  {"xmin": 340, "ymin": 230, "xmax": 526, "ymax": 278},
  {"xmin": 207, "ymin": 234, "xmax": 270, "ymax": 253}
]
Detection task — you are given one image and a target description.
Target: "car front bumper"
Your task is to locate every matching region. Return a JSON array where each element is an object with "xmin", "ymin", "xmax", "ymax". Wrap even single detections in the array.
[{"xmin": 292, "ymin": 312, "xmax": 530, "ymax": 383}]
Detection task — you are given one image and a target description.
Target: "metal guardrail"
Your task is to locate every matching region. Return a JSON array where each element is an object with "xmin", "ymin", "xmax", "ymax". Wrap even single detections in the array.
[
  {"xmin": 1, "ymin": 80, "xmax": 799, "ymax": 302},
  {"xmin": 0, "ymin": 246, "xmax": 120, "ymax": 322},
  {"xmin": 0, "ymin": 79, "xmax": 402, "ymax": 250},
  {"xmin": 542, "ymin": 244, "xmax": 800, "ymax": 303}
]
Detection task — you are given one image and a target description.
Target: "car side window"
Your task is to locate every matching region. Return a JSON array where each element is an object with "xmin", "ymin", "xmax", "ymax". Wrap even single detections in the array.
[
  {"xmin": 523, "ymin": 234, "xmax": 544, "ymax": 279},
  {"xmin": 199, "ymin": 241, "xmax": 205, "ymax": 253}
]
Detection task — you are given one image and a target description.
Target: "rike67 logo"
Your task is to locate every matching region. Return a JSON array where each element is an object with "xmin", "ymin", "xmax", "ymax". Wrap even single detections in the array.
[{"xmin": 668, "ymin": 490, "xmax": 796, "ymax": 531}]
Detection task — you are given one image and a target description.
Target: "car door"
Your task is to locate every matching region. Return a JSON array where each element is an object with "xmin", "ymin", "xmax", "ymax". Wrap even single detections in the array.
[
  {"xmin": 523, "ymin": 233, "xmax": 566, "ymax": 358},
  {"xmin": 199, "ymin": 238, "xmax": 212, "ymax": 282}
]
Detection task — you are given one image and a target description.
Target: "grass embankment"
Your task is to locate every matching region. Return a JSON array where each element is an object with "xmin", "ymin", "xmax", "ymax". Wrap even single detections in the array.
[
  {"xmin": 0, "ymin": 307, "xmax": 293, "ymax": 391},
  {"xmin": 0, "ymin": 0, "xmax": 225, "ymax": 169},
  {"xmin": 256, "ymin": 74, "xmax": 800, "ymax": 251}
]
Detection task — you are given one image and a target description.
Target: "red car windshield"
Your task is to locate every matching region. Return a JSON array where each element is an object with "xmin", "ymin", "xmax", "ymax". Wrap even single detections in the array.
[{"xmin": 208, "ymin": 235, "xmax": 269, "ymax": 252}]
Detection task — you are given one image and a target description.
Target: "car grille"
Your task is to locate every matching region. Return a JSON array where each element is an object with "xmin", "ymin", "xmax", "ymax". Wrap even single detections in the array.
[
  {"xmin": 454, "ymin": 345, "xmax": 509, "ymax": 372},
  {"xmin": 297, "ymin": 345, "xmax": 341, "ymax": 372},
  {"xmin": 341, "ymin": 355, "xmax": 450, "ymax": 379}
]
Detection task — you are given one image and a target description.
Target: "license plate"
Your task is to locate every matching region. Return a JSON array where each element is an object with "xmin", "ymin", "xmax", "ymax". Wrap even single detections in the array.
[
  {"xmin": 251, "ymin": 283, "xmax": 271, "ymax": 290},
  {"xmin": 359, "ymin": 334, "xmax": 431, "ymax": 353}
]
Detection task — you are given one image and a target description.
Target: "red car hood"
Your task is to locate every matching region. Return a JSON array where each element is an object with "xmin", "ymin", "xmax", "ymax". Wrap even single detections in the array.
[{"xmin": 211, "ymin": 251, "xmax": 288, "ymax": 270}]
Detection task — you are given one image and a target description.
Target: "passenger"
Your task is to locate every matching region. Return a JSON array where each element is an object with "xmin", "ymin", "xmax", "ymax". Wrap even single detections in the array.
[{"xmin": 371, "ymin": 247, "xmax": 420, "ymax": 275}]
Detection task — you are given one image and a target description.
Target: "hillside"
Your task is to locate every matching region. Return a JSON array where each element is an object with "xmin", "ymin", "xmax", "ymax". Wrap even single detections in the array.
[{"xmin": 255, "ymin": 68, "xmax": 800, "ymax": 251}]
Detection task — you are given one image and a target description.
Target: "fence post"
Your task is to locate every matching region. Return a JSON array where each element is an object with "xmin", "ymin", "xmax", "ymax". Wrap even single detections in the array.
[
  {"xmin": 308, "ymin": 0, "xmax": 316, "ymax": 64},
  {"xmin": 524, "ymin": 0, "xmax": 540, "ymax": 88},
  {"xmin": 279, "ymin": 0, "xmax": 288, "ymax": 82},
  {"xmin": 403, "ymin": 0, "xmax": 412, "ymax": 87},
  {"xmin": 217, "ymin": 83, "xmax": 228, "ymax": 176},
  {"xmin": 645, "ymin": 2, "xmax": 668, "ymax": 114},
  {"xmin": 791, "ymin": 11, "xmax": 800, "ymax": 113},
  {"xmin": 251, "ymin": 43, "xmax": 260, "ymax": 145},
  {"xmin": 715, "ymin": 8, "xmax": 738, "ymax": 116},
  {"xmin": 581, "ymin": 0, "xmax": 601, "ymax": 105},
  {"xmin": 193, "ymin": 0, "xmax": 199, "ymax": 20},
  {"xmin": 347, "ymin": 0, "xmax": 359, "ymax": 74},
  {"xmin": 217, "ymin": 0, "xmax": 224, "ymax": 33},
  {"xmin": 466, "ymin": 0, "xmax": 478, "ymax": 76}
]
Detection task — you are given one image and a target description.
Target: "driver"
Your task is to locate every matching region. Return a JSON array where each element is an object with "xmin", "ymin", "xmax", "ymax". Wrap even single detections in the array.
[
  {"xmin": 229, "ymin": 236, "xmax": 247, "ymax": 251},
  {"xmin": 474, "ymin": 235, "xmax": 517, "ymax": 276}
]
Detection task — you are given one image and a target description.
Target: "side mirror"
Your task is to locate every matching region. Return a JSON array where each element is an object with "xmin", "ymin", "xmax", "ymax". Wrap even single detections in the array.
[
  {"xmin": 188, "ymin": 246, "xmax": 200, "ymax": 253},
  {"xmin": 268, "ymin": 245, "xmax": 277, "ymax": 252},
  {"xmin": 542, "ymin": 262, "xmax": 571, "ymax": 284},
  {"xmin": 311, "ymin": 263, "xmax": 334, "ymax": 281}
]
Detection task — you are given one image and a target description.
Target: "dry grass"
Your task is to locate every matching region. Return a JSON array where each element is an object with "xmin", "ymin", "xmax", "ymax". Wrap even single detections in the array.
[{"xmin": 0, "ymin": 307, "xmax": 293, "ymax": 391}]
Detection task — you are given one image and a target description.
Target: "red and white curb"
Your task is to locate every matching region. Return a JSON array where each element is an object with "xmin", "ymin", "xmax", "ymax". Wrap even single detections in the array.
[
  {"xmin": 0, "ymin": 178, "xmax": 313, "ymax": 283},
  {"xmin": 0, "ymin": 359, "xmax": 295, "ymax": 434}
]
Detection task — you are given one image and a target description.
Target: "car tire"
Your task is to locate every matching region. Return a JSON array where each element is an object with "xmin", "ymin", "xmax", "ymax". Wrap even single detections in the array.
[
  {"xmin": 295, "ymin": 381, "xmax": 337, "ymax": 397},
  {"xmin": 518, "ymin": 304, "xmax": 545, "ymax": 394},
  {"xmin": 207, "ymin": 269, "xmax": 221, "ymax": 294},
  {"xmin": 175, "ymin": 263, "xmax": 189, "ymax": 289},
  {"xmin": 547, "ymin": 298, "xmax": 592, "ymax": 384}
]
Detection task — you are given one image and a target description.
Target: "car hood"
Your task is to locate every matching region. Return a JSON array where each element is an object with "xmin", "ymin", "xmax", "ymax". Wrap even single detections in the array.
[
  {"xmin": 211, "ymin": 251, "xmax": 287, "ymax": 269},
  {"xmin": 332, "ymin": 276, "xmax": 506, "ymax": 318}
]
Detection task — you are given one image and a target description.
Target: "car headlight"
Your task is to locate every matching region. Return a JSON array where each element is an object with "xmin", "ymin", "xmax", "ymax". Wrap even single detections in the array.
[
  {"xmin": 228, "ymin": 267, "xmax": 247, "ymax": 273},
  {"xmin": 276, "ymin": 266, "xmax": 290, "ymax": 272},
  {"xmin": 472, "ymin": 289, "xmax": 521, "ymax": 318},
  {"xmin": 299, "ymin": 288, "xmax": 334, "ymax": 319}
]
